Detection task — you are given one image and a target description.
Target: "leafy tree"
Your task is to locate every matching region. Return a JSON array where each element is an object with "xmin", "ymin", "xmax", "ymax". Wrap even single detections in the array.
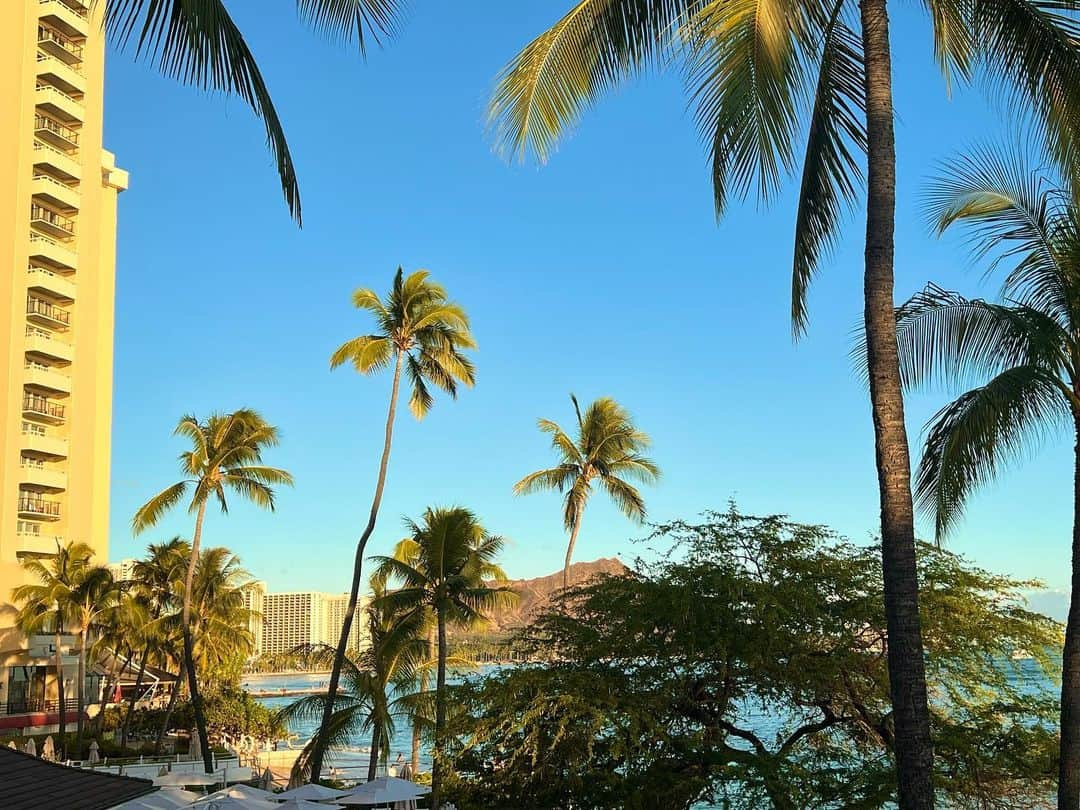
[
  {"xmin": 487, "ymin": 3, "xmax": 1080, "ymax": 802},
  {"xmin": 894, "ymin": 148, "xmax": 1080, "ymax": 804},
  {"xmin": 514, "ymin": 395, "xmax": 659, "ymax": 588},
  {"xmin": 10, "ymin": 540, "xmax": 94, "ymax": 760},
  {"xmin": 311, "ymin": 269, "xmax": 476, "ymax": 783},
  {"xmin": 372, "ymin": 507, "xmax": 516, "ymax": 809},
  {"xmin": 446, "ymin": 507, "xmax": 1061, "ymax": 810},
  {"xmin": 104, "ymin": 1, "xmax": 406, "ymax": 222},
  {"xmin": 68, "ymin": 565, "xmax": 121, "ymax": 749},
  {"xmin": 133, "ymin": 409, "xmax": 291, "ymax": 772}
]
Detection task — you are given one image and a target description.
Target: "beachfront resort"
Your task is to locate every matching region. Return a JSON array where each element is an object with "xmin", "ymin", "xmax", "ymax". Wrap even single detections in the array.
[{"xmin": 5, "ymin": 0, "xmax": 1080, "ymax": 808}]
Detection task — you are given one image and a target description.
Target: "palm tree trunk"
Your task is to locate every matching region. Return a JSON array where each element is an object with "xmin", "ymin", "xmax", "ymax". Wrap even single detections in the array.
[
  {"xmin": 562, "ymin": 516, "xmax": 584, "ymax": 591},
  {"xmin": 55, "ymin": 623, "xmax": 67, "ymax": 760},
  {"xmin": 1059, "ymin": 417, "xmax": 1080, "ymax": 806},
  {"xmin": 182, "ymin": 500, "xmax": 214, "ymax": 773},
  {"xmin": 367, "ymin": 723, "xmax": 381, "ymax": 781},
  {"xmin": 412, "ymin": 629, "xmax": 434, "ymax": 776},
  {"xmin": 76, "ymin": 626, "xmax": 87, "ymax": 752},
  {"xmin": 311, "ymin": 349, "xmax": 405, "ymax": 783},
  {"xmin": 859, "ymin": 0, "xmax": 934, "ymax": 805},
  {"xmin": 154, "ymin": 660, "xmax": 184, "ymax": 755},
  {"xmin": 431, "ymin": 609, "xmax": 448, "ymax": 810},
  {"xmin": 122, "ymin": 648, "xmax": 150, "ymax": 751}
]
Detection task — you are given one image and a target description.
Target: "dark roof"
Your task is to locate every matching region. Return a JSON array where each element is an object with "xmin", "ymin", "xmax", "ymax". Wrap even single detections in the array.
[{"xmin": 0, "ymin": 745, "xmax": 158, "ymax": 809}]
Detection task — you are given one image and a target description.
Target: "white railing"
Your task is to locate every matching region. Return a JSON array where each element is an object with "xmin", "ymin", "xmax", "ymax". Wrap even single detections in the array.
[
  {"xmin": 36, "ymin": 51, "xmax": 84, "ymax": 77},
  {"xmin": 33, "ymin": 138, "xmax": 79, "ymax": 162},
  {"xmin": 39, "ymin": 0, "xmax": 88, "ymax": 21},
  {"xmin": 32, "ymin": 173, "xmax": 78, "ymax": 196},
  {"xmin": 36, "ymin": 82, "xmax": 82, "ymax": 107}
]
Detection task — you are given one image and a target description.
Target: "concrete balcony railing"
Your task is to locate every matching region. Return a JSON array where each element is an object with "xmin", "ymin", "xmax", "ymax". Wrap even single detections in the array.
[
  {"xmin": 35, "ymin": 82, "xmax": 83, "ymax": 124},
  {"xmin": 22, "ymin": 392, "xmax": 66, "ymax": 423},
  {"xmin": 35, "ymin": 52, "xmax": 84, "ymax": 95},
  {"xmin": 33, "ymin": 139, "xmax": 81, "ymax": 181},
  {"xmin": 27, "ymin": 295, "xmax": 72, "ymax": 329},
  {"xmin": 31, "ymin": 173, "xmax": 80, "ymax": 212},
  {"xmin": 38, "ymin": 0, "xmax": 89, "ymax": 38},
  {"xmin": 34, "ymin": 113, "xmax": 79, "ymax": 151},
  {"xmin": 21, "ymin": 425, "xmax": 68, "ymax": 459},
  {"xmin": 37, "ymin": 23, "xmax": 83, "ymax": 64},
  {"xmin": 24, "ymin": 360, "xmax": 71, "ymax": 395},
  {"xmin": 17, "ymin": 495, "xmax": 62, "ymax": 520},
  {"xmin": 30, "ymin": 203, "xmax": 75, "ymax": 241},
  {"xmin": 27, "ymin": 265, "xmax": 76, "ymax": 302},
  {"xmin": 28, "ymin": 232, "xmax": 77, "ymax": 271},
  {"xmin": 25, "ymin": 325, "xmax": 74, "ymax": 364},
  {"xmin": 20, "ymin": 459, "xmax": 66, "ymax": 491}
]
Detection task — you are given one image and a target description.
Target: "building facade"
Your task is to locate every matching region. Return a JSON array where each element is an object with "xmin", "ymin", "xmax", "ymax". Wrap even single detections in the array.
[
  {"xmin": 257, "ymin": 590, "xmax": 367, "ymax": 657},
  {"xmin": 0, "ymin": 0, "xmax": 126, "ymax": 731}
]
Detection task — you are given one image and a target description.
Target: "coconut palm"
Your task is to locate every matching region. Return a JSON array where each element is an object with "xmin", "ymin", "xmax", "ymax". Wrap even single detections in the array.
[
  {"xmin": 68, "ymin": 565, "xmax": 121, "ymax": 750},
  {"xmin": 515, "ymin": 395, "xmax": 659, "ymax": 589},
  {"xmin": 104, "ymin": 1, "xmax": 405, "ymax": 222},
  {"xmin": 371, "ymin": 507, "xmax": 516, "ymax": 810},
  {"xmin": 894, "ymin": 148, "xmax": 1080, "ymax": 804},
  {"xmin": 133, "ymin": 409, "xmax": 291, "ymax": 772},
  {"xmin": 10, "ymin": 540, "xmax": 94, "ymax": 760},
  {"xmin": 488, "ymin": 4, "xmax": 1080, "ymax": 803},
  {"xmin": 310, "ymin": 268, "xmax": 477, "ymax": 782}
]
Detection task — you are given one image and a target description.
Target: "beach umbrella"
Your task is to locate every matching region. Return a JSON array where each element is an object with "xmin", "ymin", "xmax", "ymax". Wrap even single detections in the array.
[
  {"xmin": 339, "ymin": 777, "xmax": 430, "ymax": 806},
  {"xmin": 111, "ymin": 788, "xmax": 203, "ymax": 809},
  {"xmin": 273, "ymin": 784, "xmax": 350, "ymax": 802},
  {"xmin": 7, "ymin": 740, "xmax": 16, "ymax": 750},
  {"xmin": 193, "ymin": 797, "xmax": 279, "ymax": 810},
  {"xmin": 276, "ymin": 801, "xmax": 343, "ymax": 810},
  {"xmin": 88, "ymin": 739, "xmax": 100, "ymax": 764},
  {"xmin": 153, "ymin": 770, "xmax": 221, "ymax": 787},
  {"xmin": 260, "ymin": 766, "xmax": 274, "ymax": 791},
  {"xmin": 41, "ymin": 735, "xmax": 55, "ymax": 761},
  {"xmin": 189, "ymin": 729, "xmax": 202, "ymax": 763},
  {"xmin": 195, "ymin": 784, "xmax": 276, "ymax": 803},
  {"xmin": 24, "ymin": 738, "xmax": 36, "ymax": 756}
]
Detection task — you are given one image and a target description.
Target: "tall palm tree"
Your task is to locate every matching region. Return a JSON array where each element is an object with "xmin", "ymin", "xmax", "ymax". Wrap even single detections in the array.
[
  {"xmin": 894, "ymin": 149, "xmax": 1080, "ymax": 805},
  {"xmin": 103, "ymin": 1, "xmax": 406, "ymax": 223},
  {"xmin": 515, "ymin": 395, "xmax": 659, "ymax": 589},
  {"xmin": 133, "ymin": 409, "xmax": 291, "ymax": 772},
  {"xmin": 487, "ymin": 4, "xmax": 1080, "ymax": 803},
  {"xmin": 69, "ymin": 565, "xmax": 121, "ymax": 751},
  {"xmin": 372, "ymin": 507, "xmax": 516, "ymax": 810},
  {"xmin": 11, "ymin": 540, "xmax": 94, "ymax": 760},
  {"xmin": 310, "ymin": 268, "xmax": 477, "ymax": 782}
]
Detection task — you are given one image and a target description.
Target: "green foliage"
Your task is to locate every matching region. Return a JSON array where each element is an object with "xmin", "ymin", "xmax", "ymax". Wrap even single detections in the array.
[{"xmin": 446, "ymin": 507, "xmax": 1061, "ymax": 809}]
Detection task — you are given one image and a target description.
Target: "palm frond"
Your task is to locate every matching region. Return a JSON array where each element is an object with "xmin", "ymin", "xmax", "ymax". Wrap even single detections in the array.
[
  {"xmin": 600, "ymin": 474, "xmax": 648, "ymax": 522},
  {"xmin": 330, "ymin": 335, "xmax": 394, "ymax": 373},
  {"xmin": 295, "ymin": 0, "xmax": 402, "ymax": 50},
  {"xmin": 132, "ymin": 481, "xmax": 189, "ymax": 535},
  {"xmin": 513, "ymin": 466, "xmax": 577, "ymax": 496}
]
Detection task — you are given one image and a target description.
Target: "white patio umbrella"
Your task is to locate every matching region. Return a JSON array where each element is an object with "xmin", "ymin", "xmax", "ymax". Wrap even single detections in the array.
[
  {"xmin": 153, "ymin": 770, "xmax": 220, "ymax": 787},
  {"xmin": 339, "ymin": 777, "xmax": 430, "ymax": 806},
  {"xmin": 7, "ymin": 740, "xmax": 16, "ymax": 750},
  {"xmin": 194, "ymin": 784, "xmax": 276, "ymax": 803},
  {"xmin": 88, "ymin": 739, "xmax": 100, "ymax": 764},
  {"xmin": 24, "ymin": 738, "xmax": 36, "ymax": 756},
  {"xmin": 273, "ymin": 784, "xmax": 351, "ymax": 802},
  {"xmin": 194, "ymin": 797, "xmax": 279, "ymax": 810},
  {"xmin": 189, "ymin": 729, "xmax": 202, "ymax": 763},
  {"xmin": 275, "ymin": 800, "xmax": 343, "ymax": 810},
  {"xmin": 111, "ymin": 788, "xmax": 203, "ymax": 809},
  {"xmin": 41, "ymin": 735, "xmax": 55, "ymax": 761}
]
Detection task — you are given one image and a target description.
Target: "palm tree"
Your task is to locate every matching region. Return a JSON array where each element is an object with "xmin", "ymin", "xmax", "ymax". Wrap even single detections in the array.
[
  {"xmin": 10, "ymin": 540, "xmax": 94, "ymax": 760},
  {"xmin": 133, "ymin": 409, "xmax": 291, "ymax": 772},
  {"xmin": 310, "ymin": 268, "xmax": 477, "ymax": 782},
  {"xmin": 103, "ymin": 1, "xmax": 406, "ymax": 222},
  {"xmin": 487, "ymin": 4, "xmax": 1080, "ymax": 803},
  {"xmin": 372, "ymin": 507, "xmax": 516, "ymax": 810},
  {"xmin": 69, "ymin": 565, "xmax": 121, "ymax": 751},
  {"xmin": 894, "ymin": 148, "xmax": 1080, "ymax": 805},
  {"xmin": 515, "ymin": 395, "xmax": 659, "ymax": 589}
]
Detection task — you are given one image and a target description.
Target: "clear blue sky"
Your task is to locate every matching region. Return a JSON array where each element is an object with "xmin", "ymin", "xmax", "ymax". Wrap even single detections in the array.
[{"xmin": 100, "ymin": 2, "xmax": 1070, "ymax": 602}]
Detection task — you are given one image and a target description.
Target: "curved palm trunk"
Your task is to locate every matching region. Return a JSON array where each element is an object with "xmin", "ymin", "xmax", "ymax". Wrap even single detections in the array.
[
  {"xmin": 859, "ymin": 0, "xmax": 934, "ymax": 805},
  {"xmin": 311, "ymin": 350, "xmax": 405, "ymax": 783},
  {"xmin": 121, "ymin": 649, "xmax": 150, "ymax": 751},
  {"xmin": 431, "ymin": 609, "xmax": 448, "ymax": 810},
  {"xmin": 76, "ymin": 626, "xmax": 87, "ymax": 751},
  {"xmin": 367, "ymin": 722, "xmax": 381, "ymax": 781},
  {"xmin": 54, "ymin": 623, "xmax": 67, "ymax": 760},
  {"xmin": 412, "ymin": 629, "xmax": 434, "ymax": 776},
  {"xmin": 562, "ymin": 515, "xmax": 584, "ymax": 591},
  {"xmin": 1059, "ymin": 416, "xmax": 1080, "ymax": 806},
  {"xmin": 182, "ymin": 500, "xmax": 214, "ymax": 773},
  {"xmin": 154, "ymin": 660, "xmax": 184, "ymax": 755}
]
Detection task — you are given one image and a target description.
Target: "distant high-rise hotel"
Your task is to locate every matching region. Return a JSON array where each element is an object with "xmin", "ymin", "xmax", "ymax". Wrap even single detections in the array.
[
  {"xmin": 0, "ymin": 0, "xmax": 127, "ymax": 728},
  {"xmin": 246, "ymin": 587, "xmax": 367, "ymax": 657}
]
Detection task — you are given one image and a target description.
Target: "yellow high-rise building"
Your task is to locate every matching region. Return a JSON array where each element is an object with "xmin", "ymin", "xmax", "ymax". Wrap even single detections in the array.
[{"xmin": 0, "ymin": 0, "xmax": 126, "ymax": 732}]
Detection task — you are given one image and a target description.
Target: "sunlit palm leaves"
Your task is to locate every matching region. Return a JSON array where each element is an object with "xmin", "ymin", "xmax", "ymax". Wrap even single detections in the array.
[{"xmin": 103, "ymin": 0, "xmax": 405, "ymax": 223}]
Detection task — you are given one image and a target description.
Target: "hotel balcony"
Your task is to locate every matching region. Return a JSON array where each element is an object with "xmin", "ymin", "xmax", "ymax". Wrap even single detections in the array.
[
  {"xmin": 29, "ymin": 232, "xmax": 76, "ymax": 271},
  {"xmin": 27, "ymin": 295, "xmax": 71, "ymax": 330},
  {"xmin": 38, "ymin": 0, "xmax": 89, "ymax": 38},
  {"xmin": 20, "ymin": 460, "xmax": 66, "ymax": 492},
  {"xmin": 23, "ymin": 393, "xmax": 66, "ymax": 424},
  {"xmin": 36, "ymin": 52, "xmax": 84, "ymax": 95},
  {"xmin": 24, "ymin": 361, "xmax": 71, "ymax": 395},
  {"xmin": 33, "ymin": 139, "xmax": 81, "ymax": 182},
  {"xmin": 32, "ymin": 173, "xmax": 79, "ymax": 212},
  {"xmin": 27, "ymin": 265, "xmax": 75, "ymax": 302},
  {"xmin": 36, "ymin": 82, "xmax": 83, "ymax": 124},
  {"xmin": 25, "ymin": 326, "xmax": 74, "ymax": 364},
  {"xmin": 17, "ymin": 495, "xmax": 62, "ymax": 521},
  {"xmin": 21, "ymin": 425, "xmax": 68, "ymax": 459},
  {"xmin": 30, "ymin": 204, "xmax": 75, "ymax": 241},
  {"xmin": 36, "ymin": 23, "xmax": 83, "ymax": 65},
  {"xmin": 34, "ymin": 113, "xmax": 79, "ymax": 153}
]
